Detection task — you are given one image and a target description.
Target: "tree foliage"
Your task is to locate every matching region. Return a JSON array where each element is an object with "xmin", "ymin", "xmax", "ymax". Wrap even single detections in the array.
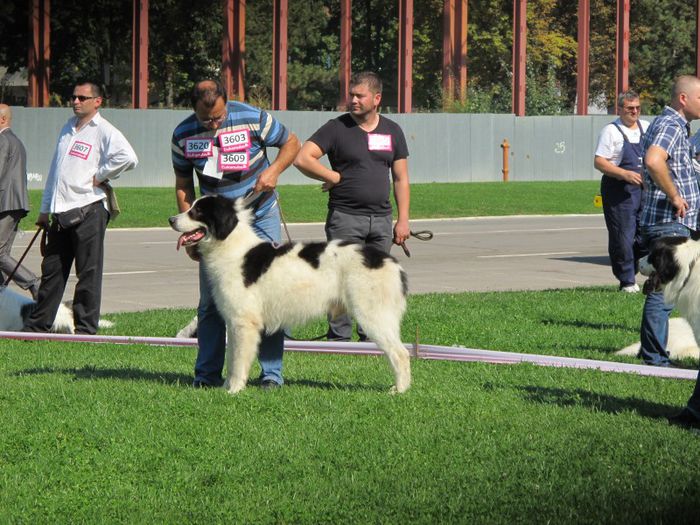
[{"xmin": 0, "ymin": 0, "xmax": 697, "ymax": 114}]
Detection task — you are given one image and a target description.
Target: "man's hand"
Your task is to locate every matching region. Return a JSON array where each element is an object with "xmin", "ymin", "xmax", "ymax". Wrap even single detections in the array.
[
  {"xmin": 393, "ymin": 219, "xmax": 410, "ymax": 245},
  {"xmin": 36, "ymin": 213, "xmax": 50, "ymax": 229},
  {"xmin": 185, "ymin": 244, "xmax": 201, "ymax": 262},
  {"xmin": 621, "ymin": 170, "xmax": 643, "ymax": 186},
  {"xmin": 670, "ymin": 194, "xmax": 689, "ymax": 218},
  {"xmin": 321, "ymin": 172, "xmax": 341, "ymax": 192}
]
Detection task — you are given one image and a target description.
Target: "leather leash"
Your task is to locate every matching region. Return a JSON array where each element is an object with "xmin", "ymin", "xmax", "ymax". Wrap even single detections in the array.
[
  {"xmin": 2, "ymin": 226, "xmax": 43, "ymax": 289},
  {"xmin": 399, "ymin": 230, "xmax": 434, "ymax": 258}
]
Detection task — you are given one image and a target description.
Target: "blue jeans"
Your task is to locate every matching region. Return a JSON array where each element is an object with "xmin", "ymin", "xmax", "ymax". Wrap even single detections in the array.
[
  {"xmin": 639, "ymin": 222, "xmax": 692, "ymax": 366},
  {"xmin": 194, "ymin": 202, "xmax": 284, "ymax": 386}
]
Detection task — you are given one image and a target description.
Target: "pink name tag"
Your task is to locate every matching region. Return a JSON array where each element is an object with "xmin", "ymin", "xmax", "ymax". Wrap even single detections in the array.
[
  {"xmin": 69, "ymin": 141, "xmax": 92, "ymax": 160},
  {"xmin": 184, "ymin": 138, "xmax": 214, "ymax": 158},
  {"xmin": 219, "ymin": 151, "xmax": 250, "ymax": 171},
  {"xmin": 219, "ymin": 129, "xmax": 250, "ymax": 152},
  {"xmin": 367, "ymin": 133, "xmax": 392, "ymax": 151}
]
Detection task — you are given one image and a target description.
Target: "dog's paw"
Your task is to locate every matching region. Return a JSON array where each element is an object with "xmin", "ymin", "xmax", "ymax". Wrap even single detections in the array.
[{"xmin": 224, "ymin": 379, "xmax": 246, "ymax": 395}]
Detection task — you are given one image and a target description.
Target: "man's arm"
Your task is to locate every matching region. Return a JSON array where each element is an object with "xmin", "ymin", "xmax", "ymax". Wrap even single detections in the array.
[
  {"xmin": 593, "ymin": 156, "xmax": 642, "ymax": 186},
  {"xmin": 645, "ymin": 144, "xmax": 688, "ymax": 218},
  {"xmin": 391, "ymin": 158, "xmax": 410, "ymax": 244},
  {"xmin": 175, "ymin": 170, "xmax": 196, "ymax": 213},
  {"xmin": 294, "ymin": 141, "xmax": 341, "ymax": 191},
  {"xmin": 255, "ymin": 133, "xmax": 301, "ymax": 193}
]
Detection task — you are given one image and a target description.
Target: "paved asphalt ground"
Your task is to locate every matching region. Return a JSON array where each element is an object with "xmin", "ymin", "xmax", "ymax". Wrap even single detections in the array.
[{"xmin": 10, "ymin": 214, "xmax": 620, "ymax": 314}]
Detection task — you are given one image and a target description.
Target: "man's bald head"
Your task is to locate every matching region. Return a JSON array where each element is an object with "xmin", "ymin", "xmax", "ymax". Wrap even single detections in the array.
[{"xmin": 671, "ymin": 75, "xmax": 700, "ymax": 121}]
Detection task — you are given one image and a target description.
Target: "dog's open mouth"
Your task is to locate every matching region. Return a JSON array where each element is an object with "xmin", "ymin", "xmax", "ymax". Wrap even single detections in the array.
[{"xmin": 176, "ymin": 228, "xmax": 206, "ymax": 250}]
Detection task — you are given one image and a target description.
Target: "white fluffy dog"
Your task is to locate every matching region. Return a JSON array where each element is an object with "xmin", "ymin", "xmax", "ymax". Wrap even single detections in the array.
[
  {"xmin": 616, "ymin": 317, "xmax": 699, "ymax": 361},
  {"xmin": 630, "ymin": 235, "xmax": 700, "ymax": 361},
  {"xmin": 169, "ymin": 195, "xmax": 411, "ymax": 395},
  {"xmin": 0, "ymin": 286, "xmax": 113, "ymax": 334}
]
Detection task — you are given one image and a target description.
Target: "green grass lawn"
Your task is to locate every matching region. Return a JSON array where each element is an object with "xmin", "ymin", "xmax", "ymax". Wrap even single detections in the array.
[
  {"xmin": 27, "ymin": 180, "xmax": 604, "ymax": 228},
  {"xmin": 2, "ymin": 288, "xmax": 700, "ymax": 523}
]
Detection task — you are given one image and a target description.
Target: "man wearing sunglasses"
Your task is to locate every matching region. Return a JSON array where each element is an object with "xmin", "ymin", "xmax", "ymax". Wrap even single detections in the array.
[
  {"xmin": 23, "ymin": 81, "xmax": 138, "ymax": 335},
  {"xmin": 594, "ymin": 90, "xmax": 649, "ymax": 294},
  {"xmin": 171, "ymin": 79, "xmax": 300, "ymax": 390}
]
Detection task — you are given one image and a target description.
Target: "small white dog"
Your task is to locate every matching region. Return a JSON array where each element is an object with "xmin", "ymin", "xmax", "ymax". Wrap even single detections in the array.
[
  {"xmin": 0, "ymin": 286, "xmax": 113, "ymax": 334},
  {"xmin": 169, "ymin": 195, "xmax": 411, "ymax": 395}
]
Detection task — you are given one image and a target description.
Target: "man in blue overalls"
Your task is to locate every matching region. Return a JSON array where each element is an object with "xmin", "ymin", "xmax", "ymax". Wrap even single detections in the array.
[{"xmin": 594, "ymin": 90, "xmax": 649, "ymax": 293}]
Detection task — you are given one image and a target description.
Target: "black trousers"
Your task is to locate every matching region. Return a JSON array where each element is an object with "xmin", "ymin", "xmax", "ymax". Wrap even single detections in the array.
[{"xmin": 24, "ymin": 202, "xmax": 108, "ymax": 334}]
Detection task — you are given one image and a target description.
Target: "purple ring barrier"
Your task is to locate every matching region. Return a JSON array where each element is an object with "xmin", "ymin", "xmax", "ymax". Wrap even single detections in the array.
[{"xmin": 1, "ymin": 331, "xmax": 696, "ymax": 381}]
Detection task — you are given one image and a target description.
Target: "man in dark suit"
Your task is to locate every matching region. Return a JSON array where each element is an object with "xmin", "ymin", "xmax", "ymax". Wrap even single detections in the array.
[{"xmin": 0, "ymin": 104, "xmax": 39, "ymax": 299}]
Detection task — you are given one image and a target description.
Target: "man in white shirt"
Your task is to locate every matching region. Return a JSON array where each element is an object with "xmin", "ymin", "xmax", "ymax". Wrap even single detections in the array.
[
  {"xmin": 594, "ymin": 90, "xmax": 649, "ymax": 293},
  {"xmin": 24, "ymin": 82, "xmax": 138, "ymax": 334}
]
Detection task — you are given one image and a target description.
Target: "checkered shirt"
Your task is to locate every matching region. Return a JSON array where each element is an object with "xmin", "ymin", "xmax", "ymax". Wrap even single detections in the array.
[{"xmin": 640, "ymin": 106, "xmax": 699, "ymax": 230}]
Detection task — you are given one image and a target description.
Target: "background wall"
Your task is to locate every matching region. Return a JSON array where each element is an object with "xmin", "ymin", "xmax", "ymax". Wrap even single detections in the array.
[{"xmin": 12, "ymin": 107, "xmax": 691, "ymax": 189}]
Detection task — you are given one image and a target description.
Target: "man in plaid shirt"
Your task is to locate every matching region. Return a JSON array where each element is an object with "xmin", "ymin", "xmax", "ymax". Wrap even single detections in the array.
[{"xmin": 639, "ymin": 75, "xmax": 700, "ymax": 368}]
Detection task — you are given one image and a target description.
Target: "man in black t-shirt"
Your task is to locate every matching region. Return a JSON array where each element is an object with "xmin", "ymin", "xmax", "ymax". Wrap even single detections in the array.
[{"xmin": 294, "ymin": 71, "xmax": 411, "ymax": 341}]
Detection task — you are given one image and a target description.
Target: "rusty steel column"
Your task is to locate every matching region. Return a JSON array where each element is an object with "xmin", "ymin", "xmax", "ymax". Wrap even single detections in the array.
[
  {"xmin": 338, "ymin": 0, "xmax": 351, "ymax": 110},
  {"xmin": 132, "ymin": 0, "xmax": 149, "ymax": 109},
  {"xmin": 442, "ymin": 0, "xmax": 455, "ymax": 98},
  {"xmin": 272, "ymin": 0, "xmax": 288, "ymax": 110},
  {"xmin": 222, "ymin": 0, "xmax": 245, "ymax": 101},
  {"xmin": 454, "ymin": 0, "xmax": 467, "ymax": 102},
  {"xmin": 576, "ymin": 0, "xmax": 590, "ymax": 115},
  {"xmin": 615, "ymin": 0, "xmax": 630, "ymax": 113},
  {"xmin": 398, "ymin": 0, "xmax": 413, "ymax": 113},
  {"xmin": 512, "ymin": 0, "xmax": 527, "ymax": 116},
  {"xmin": 28, "ymin": 0, "xmax": 50, "ymax": 107}
]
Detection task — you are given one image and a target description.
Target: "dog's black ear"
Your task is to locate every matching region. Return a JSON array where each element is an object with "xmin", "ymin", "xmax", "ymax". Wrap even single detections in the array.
[{"xmin": 210, "ymin": 196, "xmax": 239, "ymax": 240}]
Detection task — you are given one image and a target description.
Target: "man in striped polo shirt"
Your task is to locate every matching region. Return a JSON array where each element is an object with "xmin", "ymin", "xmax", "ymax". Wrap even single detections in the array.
[
  {"xmin": 639, "ymin": 75, "xmax": 700, "ymax": 368},
  {"xmin": 172, "ymin": 79, "xmax": 300, "ymax": 389}
]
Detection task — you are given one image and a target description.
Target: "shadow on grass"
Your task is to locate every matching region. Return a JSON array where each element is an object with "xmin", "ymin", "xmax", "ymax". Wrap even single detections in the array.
[
  {"xmin": 541, "ymin": 318, "xmax": 634, "ymax": 332},
  {"xmin": 516, "ymin": 385, "xmax": 679, "ymax": 420},
  {"xmin": 14, "ymin": 366, "xmax": 192, "ymax": 386},
  {"xmin": 13, "ymin": 367, "xmax": 388, "ymax": 393}
]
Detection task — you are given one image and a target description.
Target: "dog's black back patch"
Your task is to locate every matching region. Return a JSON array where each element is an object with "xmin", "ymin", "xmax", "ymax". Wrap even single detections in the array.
[
  {"xmin": 242, "ymin": 243, "xmax": 295, "ymax": 286},
  {"xmin": 360, "ymin": 245, "xmax": 397, "ymax": 269},
  {"xmin": 298, "ymin": 242, "xmax": 328, "ymax": 269}
]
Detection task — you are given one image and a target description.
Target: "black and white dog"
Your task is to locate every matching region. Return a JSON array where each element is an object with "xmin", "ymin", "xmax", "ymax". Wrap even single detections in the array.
[
  {"xmin": 637, "ymin": 235, "xmax": 700, "ymax": 357},
  {"xmin": 169, "ymin": 195, "xmax": 411, "ymax": 395},
  {"xmin": 0, "ymin": 286, "xmax": 113, "ymax": 333}
]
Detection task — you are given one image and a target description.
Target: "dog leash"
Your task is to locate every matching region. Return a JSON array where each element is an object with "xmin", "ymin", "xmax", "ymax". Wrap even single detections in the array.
[
  {"xmin": 1, "ymin": 226, "xmax": 43, "ymax": 290},
  {"xmin": 399, "ymin": 230, "xmax": 434, "ymax": 258}
]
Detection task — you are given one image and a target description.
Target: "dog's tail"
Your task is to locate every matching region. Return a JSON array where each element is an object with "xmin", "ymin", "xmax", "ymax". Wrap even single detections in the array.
[{"xmin": 615, "ymin": 342, "xmax": 640, "ymax": 356}]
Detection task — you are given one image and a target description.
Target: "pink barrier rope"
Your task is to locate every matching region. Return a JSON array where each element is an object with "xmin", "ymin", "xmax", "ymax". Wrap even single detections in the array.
[{"xmin": 1, "ymin": 331, "xmax": 696, "ymax": 381}]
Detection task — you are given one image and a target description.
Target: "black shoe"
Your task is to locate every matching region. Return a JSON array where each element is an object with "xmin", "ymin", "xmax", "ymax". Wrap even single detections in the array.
[
  {"xmin": 668, "ymin": 408, "xmax": 700, "ymax": 430},
  {"xmin": 260, "ymin": 379, "xmax": 282, "ymax": 390},
  {"xmin": 192, "ymin": 380, "xmax": 218, "ymax": 389}
]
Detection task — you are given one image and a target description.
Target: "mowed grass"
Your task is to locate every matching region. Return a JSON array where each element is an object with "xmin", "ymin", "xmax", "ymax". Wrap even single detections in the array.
[
  {"xmin": 27, "ymin": 180, "xmax": 604, "ymax": 227},
  {"xmin": 3, "ymin": 289, "xmax": 700, "ymax": 523}
]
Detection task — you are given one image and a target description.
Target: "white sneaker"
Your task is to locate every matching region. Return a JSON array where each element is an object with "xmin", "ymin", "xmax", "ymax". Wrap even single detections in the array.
[{"xmin": 620, "ymin": 283, "xmax": 640, "ymax": 293}]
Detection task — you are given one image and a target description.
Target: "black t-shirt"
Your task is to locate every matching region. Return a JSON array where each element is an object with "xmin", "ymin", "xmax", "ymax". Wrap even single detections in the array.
[{"xmin": 308, "ymin": 113, "xmax": 409, "ymax": 216}]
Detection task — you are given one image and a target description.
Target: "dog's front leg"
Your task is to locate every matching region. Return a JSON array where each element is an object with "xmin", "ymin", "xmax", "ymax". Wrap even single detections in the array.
[{"xmin": 223, "ymin": 321, "xmax": 262, "ymax": 394}]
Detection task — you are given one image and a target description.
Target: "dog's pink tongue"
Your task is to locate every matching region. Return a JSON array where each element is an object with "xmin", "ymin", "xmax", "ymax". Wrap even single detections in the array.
[{"xmin": 176, "ymin": 234, "xmax": 187, "ymax": 251}]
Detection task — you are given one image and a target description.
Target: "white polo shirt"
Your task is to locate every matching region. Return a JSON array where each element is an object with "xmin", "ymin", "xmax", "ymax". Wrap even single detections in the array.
[{"xmin": 41, "ymin": 112, "xmax": 138, "ymax": 214}]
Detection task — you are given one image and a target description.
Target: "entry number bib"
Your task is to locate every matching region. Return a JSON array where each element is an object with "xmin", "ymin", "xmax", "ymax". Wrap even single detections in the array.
[
  {"xmin": 367, "ymin": 133, "xmax": 392, "ymax": 152},
  {"xmin": 184, "ymin": 138, "xmax": 214, "ymax": 159},
  {"xmin": 69, "ymin": 141, "xmax": 92, "ymax": 160},
  {"xmin": 219, "ymin": 129, "xmax": 250, "ymax": 152},
  {"xmin": 219, "ymin": 151, "xmax": 250, "ymax": 172}
]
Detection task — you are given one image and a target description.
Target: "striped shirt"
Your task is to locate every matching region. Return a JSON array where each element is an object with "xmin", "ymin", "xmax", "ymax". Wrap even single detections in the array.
[
  {"xmin": 640, "ymin": 106, "xmax": 699, "ymax": 230},
  {"xmin": 171, "ymin": 101, "xmax": 290, "ymax": 212}
]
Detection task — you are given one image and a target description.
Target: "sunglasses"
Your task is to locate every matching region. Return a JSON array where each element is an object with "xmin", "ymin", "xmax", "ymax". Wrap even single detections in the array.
[
  {"xmin": 198, "ymin": 114, "xmax": 227, "ymax": 126},
  {"xmin": 72, "ymin": 95, "xmax": 98, "ymax": 102}
]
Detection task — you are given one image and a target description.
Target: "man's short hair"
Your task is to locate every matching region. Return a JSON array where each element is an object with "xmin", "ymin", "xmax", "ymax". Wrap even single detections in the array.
[
  {"xmin": 350, "ymin": 72, "xmax": 382, "ymax": 94},
  {"xmin": 75, "ymin": 81, "xmax": 103, "ymax": 99},
  {"xmin": 190, "ymin": 80, "xmax": 227, "ymax": 109},
  {"xmin": 617, "ymin": 90, "xmax": 639, "ymax": 107}
]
